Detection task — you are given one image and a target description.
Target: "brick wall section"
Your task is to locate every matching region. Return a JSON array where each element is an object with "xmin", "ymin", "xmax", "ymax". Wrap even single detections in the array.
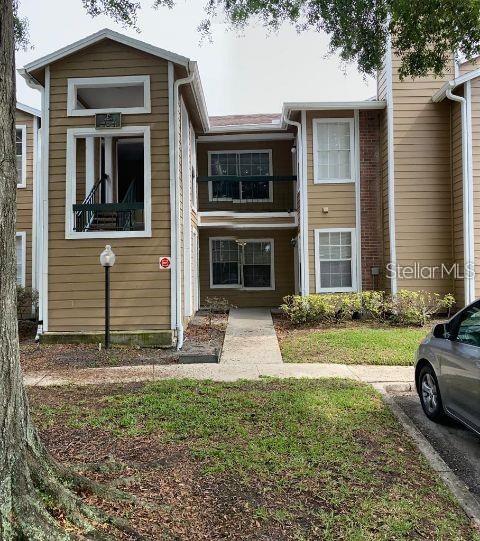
[{"xmin": 359, "ymin": 110, "xmax": 383, "ymax": 290}]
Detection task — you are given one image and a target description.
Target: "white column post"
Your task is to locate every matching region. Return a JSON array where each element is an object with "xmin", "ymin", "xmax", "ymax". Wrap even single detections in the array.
[
  {"xmin": 104, "ymin": 137, "xmax": 113, "ymax": 202},
  {"xmin": 85, "ymin": 136, "xmax": 95, "ymax": 196}
]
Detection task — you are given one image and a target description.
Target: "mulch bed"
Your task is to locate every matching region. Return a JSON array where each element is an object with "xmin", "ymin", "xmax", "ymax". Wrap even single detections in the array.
[{"xmin": 20, "ymin": 312, "xmax": 227, "ymax": 372}]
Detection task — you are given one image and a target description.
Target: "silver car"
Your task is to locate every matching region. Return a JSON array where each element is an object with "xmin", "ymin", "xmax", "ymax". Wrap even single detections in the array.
[{"xmin": 415, "ymin": 300, "xmax": 480, "ymax": 434}]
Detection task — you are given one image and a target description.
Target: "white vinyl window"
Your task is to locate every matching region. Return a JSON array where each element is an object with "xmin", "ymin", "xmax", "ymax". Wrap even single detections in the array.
[
  {"xmin": 208, "ymin": 150, "xmax": 273, "ymax": 202},
  {"xmin": 16, "ymin": 125, "xmax": 27, "ymax": 188},
  {"xmin": 315, "ymin": 228, "xmax": 357, "ymax": 292},
  {"xmin": 16, "ymin": 232, "xmax": 26, "ymax": 286},
  {"xmin": 67, "ymin": 75, "xmax": 151, "ymax": 117},
  {"xmin": 210, "ymin": 237, "xmax": 275, "ymax": 290},
  {"xmin": 313, "ymin": 118, "xmax": 355, "ymax": 183}
]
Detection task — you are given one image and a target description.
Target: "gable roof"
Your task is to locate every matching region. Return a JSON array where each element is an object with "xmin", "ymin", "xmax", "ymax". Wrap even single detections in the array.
[
  {"xmin": 210, "ymin": 114, "xmax": 282, "ymax": 127},
  {"xmin": 16, "ymin": 102, "xmax": 41, "ymax": 117},
  {"xmin": 23, "ymin": 28, "xmax": 190, "ymax": 73}
]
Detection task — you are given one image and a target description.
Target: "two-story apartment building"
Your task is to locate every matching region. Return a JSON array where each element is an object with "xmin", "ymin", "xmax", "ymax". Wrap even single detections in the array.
[
  {"xmin": 17, "ymin": 28, "xmax": 480, "ymax": 347},
  {"xmin": 15, "ymin": 102, "xmax": 41, "ymax": 301}
]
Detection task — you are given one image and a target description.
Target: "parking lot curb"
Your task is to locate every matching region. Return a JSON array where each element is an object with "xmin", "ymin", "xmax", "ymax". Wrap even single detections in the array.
[{"xmin": 377, "ymin": 385, "xmax": 480, "ymax": 531}]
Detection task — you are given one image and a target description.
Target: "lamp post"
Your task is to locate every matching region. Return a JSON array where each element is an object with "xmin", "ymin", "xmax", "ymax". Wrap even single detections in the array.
[{"xmin": 100, "ymin": 245, "xmax": 116, "ymax": 349}]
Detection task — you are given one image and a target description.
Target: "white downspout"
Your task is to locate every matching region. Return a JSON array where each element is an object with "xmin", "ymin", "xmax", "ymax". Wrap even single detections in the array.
[
  {"xmin": 446, "ymin": 83, "xmax": 474, "ymax": 305},
  {"xmin": 283, "ymin": 113, "xmax": 308, "ymax": 296},
  {"xmin": 173, "ymin": 64, "xmax": 195, "ymax": 349}
]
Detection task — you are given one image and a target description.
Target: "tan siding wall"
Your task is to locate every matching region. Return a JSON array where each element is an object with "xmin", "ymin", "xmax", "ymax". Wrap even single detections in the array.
[
  {"xmin": 470, "ymin": 78, "xmax": 480, "ymax": 299},
  {"xmin": 451, "ymin": 98, "xmax": 464, "ymax": 304},
  {"xmin": 391, "ymin": 57, "xmax": 454, "ymax": 295},
  {"xmin": 15, "ymin": 109, "xmax": 36, "ymax": 290},
  {"xmin": 197, "ymin": 140, "xmax": 295, "ymax": 212},
  {"xmin": 460, "ymin": 58, "xmax": 480, "ymax": 75},
  {"xmin": 305, "ymin": 111, "xmax": 356, "ymax": 293},
  {"xmin": 47, "ymin": 39, "xmax": 172, "ymax": 332},
  {"xmin": 199, "ymin": 228, "xmax": 295, "ymax": 307}
]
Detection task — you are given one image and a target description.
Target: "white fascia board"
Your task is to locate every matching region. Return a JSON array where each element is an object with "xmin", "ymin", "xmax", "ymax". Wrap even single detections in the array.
[
  {"xmin": 432, "ymin": 68, "xmax": 480, "ymax": 102},
  {"xmin": 197, "ymin": 132, "xmax": 294, "ymax": 142},
  {"xmin": 283, "ymin": 101, "xmax": 386, "ymax": 116},
  {"xmin": 207, "ymin": 123, "xmax": 285, "ymax": 134},
  {"xmin": 16, "ymin": 102, "xmax": 41, "ymax": 117},
  {"xmin": 23, "ymin": 28, "xmax": 190, "ymax": 73}
]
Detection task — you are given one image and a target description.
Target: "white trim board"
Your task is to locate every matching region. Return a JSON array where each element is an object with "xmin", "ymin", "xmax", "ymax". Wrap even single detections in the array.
[
  {"xmin": 65, "ymin": 125, "xmax": 152, "ymax": 239},
  {"xmin": 15, "ymin": 124, "xmax": 27, "ymax": 188},
  {"xmin": 16, "ymin": 102, "xmax": 41, "ymax": 117},
  {"xmin": 198, "ymin": 133, "xmax": 294, "ymax": 143},
  {"xmin": 314, "ymin": 227, "xmax": 358, "ymax": 293},
  {"xmin": 23, "ymin": 28, "xmax": 189, "ymax": 73},
  {"xmin": 67, "ymin": 75, "xmax": 151, "ymax": 117}
]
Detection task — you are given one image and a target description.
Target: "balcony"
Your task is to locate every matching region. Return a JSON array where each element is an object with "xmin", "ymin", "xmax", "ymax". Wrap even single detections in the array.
[{"xmin": 197, "ymin": 175, "xmax": 297, "ymax": 213}]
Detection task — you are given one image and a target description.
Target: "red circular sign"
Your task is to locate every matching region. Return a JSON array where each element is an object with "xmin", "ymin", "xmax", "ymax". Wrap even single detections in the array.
[{"xmin": 160, "ymin": 257, "xmax": 171, "ymax": 269}]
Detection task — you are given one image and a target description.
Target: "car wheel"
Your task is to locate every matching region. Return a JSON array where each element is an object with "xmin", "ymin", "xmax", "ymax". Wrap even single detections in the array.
[{"xmin": 419, "ymin": 365, "xmax": 445, "ymax": 422}]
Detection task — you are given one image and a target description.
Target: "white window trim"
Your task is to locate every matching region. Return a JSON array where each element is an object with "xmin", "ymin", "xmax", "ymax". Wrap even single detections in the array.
[
  {"xmin": 67, "ymin": 75, "xmax": 151, "ymax": 117},
  {"xmin": 207, "ymin": 149, "xmax": 274, "ymax": 203},
  {"xmin": 209, "ymin": 236, "xmax": 275, "ymax": 291},
  {"xmin": 314, "ymin": 227, "xmax": 357, "ymax": 293},
  {"xmin": 16, "ymin": 231, "xmax": 26, "ymax": 287},
  {"xmin": 65, "ymin": 125, "xmax": 152, "ymax": 239},
  {"xmin": 16, "ymin": 124, "xmax": 27, "ymax": 188},
  {"xmin": 312, "ymin": 118, "xmax": 355, "ymax": 184}
]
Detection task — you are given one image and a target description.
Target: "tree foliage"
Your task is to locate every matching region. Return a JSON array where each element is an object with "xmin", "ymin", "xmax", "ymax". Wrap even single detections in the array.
[{"xmin": 13, "ymin": 0, "xmax": 480, "ymax": 78}]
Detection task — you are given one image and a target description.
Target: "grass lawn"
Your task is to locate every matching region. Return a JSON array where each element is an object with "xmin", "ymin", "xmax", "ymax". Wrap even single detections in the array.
[
  {"xmin": 30, "ymin": 379, "xmax": 479, "ymax": 540},
  {"xmin": 278, "ymin": 324, "xmax": 428, "ymax": 365}
]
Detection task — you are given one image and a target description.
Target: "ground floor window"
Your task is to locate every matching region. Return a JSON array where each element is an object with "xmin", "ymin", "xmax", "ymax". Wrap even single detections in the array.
[
  {"xmin": 210, "ymin": 237, "xmax": 274, "ymax": 290},
  {"xmin": 315, "ymin": 228, "xmax": 357, "ymax": 292},
  {"xmin": 16, "ymin": 232, "xmax": 26, "ymax": 286}
]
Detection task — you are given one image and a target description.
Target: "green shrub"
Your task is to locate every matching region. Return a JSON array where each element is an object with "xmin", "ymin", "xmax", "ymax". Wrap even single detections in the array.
[
  {"xmin": 281, "ymin": 293, "xmax": 362, "ymax": 325},
  {"xmin": 387, "ymin": 290, "xmax": 455, "ymax": 327},
  {"xmin": 17, "ymin": 285, "xmax": 38, "ymax": 320},
  {"xmin": 281, "ymin": 290, "xmax": 455, "ymax": 327}
]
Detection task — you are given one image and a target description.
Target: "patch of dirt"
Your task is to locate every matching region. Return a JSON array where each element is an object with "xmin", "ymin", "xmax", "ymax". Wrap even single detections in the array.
[
  {"xmin": 20, "ymin": 313, "xmax": 227, "ymax": 372},
  {"xmin": 28, "ymin": 383, "xmax": 312, "ymax": 540}
]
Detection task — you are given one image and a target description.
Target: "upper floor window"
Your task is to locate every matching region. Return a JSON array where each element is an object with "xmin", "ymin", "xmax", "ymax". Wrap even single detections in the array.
[
  {"xmin": 313, "ymin": 118, "xmax": 355, "ymax": 183},
  {"xmin": 208, "ymin": 150, "xmax": 273, "ymax": 202},
  {"xmin": 67, "ymin": 75, "xmax": 151, "ymax": 117},
  {"xmin": 16, "ymin": 125, "xmax": 27, "ymax": 188}
]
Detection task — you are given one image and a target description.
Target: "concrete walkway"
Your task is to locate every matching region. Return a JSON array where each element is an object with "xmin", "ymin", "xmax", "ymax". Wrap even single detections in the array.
[
  {"xmin": 24, "ymin": 362, "xmax": 414, "ymax": 388},
  {"xmin": 220, "ymin": 308, "xmax": 283, "ymax": 364}
]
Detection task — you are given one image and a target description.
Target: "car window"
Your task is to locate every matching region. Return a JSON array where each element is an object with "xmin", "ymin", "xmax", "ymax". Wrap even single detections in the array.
[{"xmin": 455, "ymin": 303, "xmax": 480, "ymax": 347}]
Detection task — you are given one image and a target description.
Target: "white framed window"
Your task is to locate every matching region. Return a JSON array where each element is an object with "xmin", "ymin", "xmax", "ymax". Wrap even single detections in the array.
[
  {"xmin": 65, "ymin": 126, "xmax": 152, "ymax": 239},
  {"xmin": 208, "ymin": 150, "xmax": 273, "ymax": 202},
  {"xmin": 315, "ymin": 228, "xmax": 357, "ymax": 292},
  {"xmin": 209, "ymin": 237, "xmax": 275, "ymax": 290},
  {"xmin": 67, "ymin": 75, "xmax": 151, "ymax": 117},
  {"xmin": 313, "ymin": 118, "xmax": 355, "ymax": 183},
  {"xmin": 16, "ymin": 232, "xmax": 26, "ymax": 286},
  {"xmin": 16, "ymin": 125, "xmax": 27, "ymax": 188}
]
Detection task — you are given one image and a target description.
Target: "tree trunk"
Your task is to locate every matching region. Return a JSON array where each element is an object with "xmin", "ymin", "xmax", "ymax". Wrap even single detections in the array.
[{"xmin": 0, "ymin": 5, "xmax": 145, "ymax": 539}]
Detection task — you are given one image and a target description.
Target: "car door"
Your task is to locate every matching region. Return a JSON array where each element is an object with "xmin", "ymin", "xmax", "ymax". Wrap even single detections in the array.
[{"xmin": 438, "ymin": 301, "xmax": 480, "ymax": 430}]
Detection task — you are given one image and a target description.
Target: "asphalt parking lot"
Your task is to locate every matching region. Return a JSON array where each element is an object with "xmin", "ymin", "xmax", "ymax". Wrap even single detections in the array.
[{"xmin": 392, "ymin": 392, "xmax": 480, "ymax": 501}]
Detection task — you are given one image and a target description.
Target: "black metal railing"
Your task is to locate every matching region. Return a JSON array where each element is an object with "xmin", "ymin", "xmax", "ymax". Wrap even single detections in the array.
[
  {"xmin": 197, "ymin": 175, "xmax": 297, "ymax": 211},
  {"xmin": 73, "ymin": 177, "xmax": 144, "ymax": 232},
  {"xmin": 73, "ymin": 202, "xmax": 145, "ymax": 232}
]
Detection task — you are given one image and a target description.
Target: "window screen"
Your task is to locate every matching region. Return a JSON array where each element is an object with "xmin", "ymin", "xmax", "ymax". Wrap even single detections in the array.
[{"xmin": 318, "ymin": 231, "xmax": 353, "ymax": 289}]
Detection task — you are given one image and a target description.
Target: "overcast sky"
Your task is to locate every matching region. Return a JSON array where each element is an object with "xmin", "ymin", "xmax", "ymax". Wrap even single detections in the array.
[{"xmin": 16, "ymin": 0, "xmax": 375, "ymax": 116}]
